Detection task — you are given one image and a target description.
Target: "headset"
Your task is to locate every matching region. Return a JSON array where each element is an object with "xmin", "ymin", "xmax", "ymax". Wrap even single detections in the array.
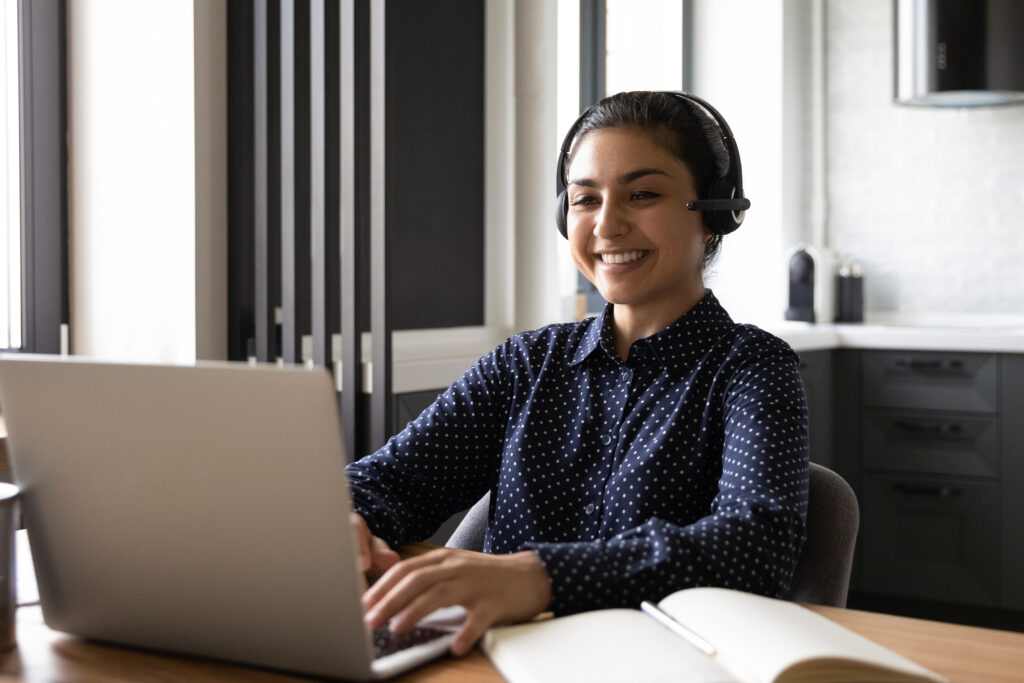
[{"xmin": 554, "ymin": 91, "xmax": 751, "ymax": 239}]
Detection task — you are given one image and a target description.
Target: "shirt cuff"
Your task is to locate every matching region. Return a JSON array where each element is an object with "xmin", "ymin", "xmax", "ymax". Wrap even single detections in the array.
[
  {"xmin": 523, "ymin": 539, "xmax": 615, "ymax": 615},
  {"xmin": 349, "ymin": 487, "xmax": 405, "ymax": 548}
]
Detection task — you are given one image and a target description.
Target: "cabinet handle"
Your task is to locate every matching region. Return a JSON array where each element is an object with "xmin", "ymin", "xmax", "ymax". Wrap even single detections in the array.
[
  {"xmin": 892, "ymin": 420, "xmax": 963, "ymax": 436},
  {"xmin": 892, "ymin": 482, "xmax": 962, "ymax": 498},
  {"xmin": 892, "ymin": 356, "xmax": 964, "ymax": 372}
]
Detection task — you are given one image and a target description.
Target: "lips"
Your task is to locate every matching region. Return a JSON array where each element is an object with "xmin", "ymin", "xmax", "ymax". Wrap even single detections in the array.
[{"xmin": 599, "ymin": 250, "xmax": 649, "ymax": 264}]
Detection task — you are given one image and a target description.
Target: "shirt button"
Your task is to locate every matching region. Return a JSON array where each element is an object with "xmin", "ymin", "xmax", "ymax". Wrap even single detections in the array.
[
  {"xmin": 584, "ymin": 503, "xmax": 595, "ymax": 515},
  {"xmin": 600, "ymin": 434, "xmax": 613, "ymax": 446},
  {"xmin": 620, "ymin": 369, "xmax": 630, "ymax": 381}
]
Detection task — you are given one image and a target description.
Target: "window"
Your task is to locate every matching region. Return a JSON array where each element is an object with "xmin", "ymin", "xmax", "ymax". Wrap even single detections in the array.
[
  {"xmin": 605, "ymin": 0, "xmax": 685, "ymax": 94},
  {"xmin": 2, "ymin": 0, "xmax": 66, "ymax": 355},
  {"xmin": 1, "ymin": 0, "xmax": 20, "ymax": 350}
]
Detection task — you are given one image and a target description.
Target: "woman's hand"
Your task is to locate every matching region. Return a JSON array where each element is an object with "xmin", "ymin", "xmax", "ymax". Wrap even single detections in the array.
[
  {"xmin": 350, "ymin": 512, "xmax": 400, "ymax": 580},
  {"xmin": 362, "ymin": 548, "xmax": 552, "ymax": 656}
]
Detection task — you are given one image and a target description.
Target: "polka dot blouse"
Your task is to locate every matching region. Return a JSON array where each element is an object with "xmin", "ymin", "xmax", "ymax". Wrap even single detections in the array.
[{"xmin": 347, "ymin": 290, "xmax": 809, "ymax": 615}]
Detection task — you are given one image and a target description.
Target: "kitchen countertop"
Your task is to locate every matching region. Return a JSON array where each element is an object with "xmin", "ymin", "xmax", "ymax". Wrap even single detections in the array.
[
  {"xmin": 765, "ymin": 318, "xmax": 1024, "ymax": 354},
  {"xmin": 382, "ymin": 315, "xmax": 1024, "ymax": 393}
]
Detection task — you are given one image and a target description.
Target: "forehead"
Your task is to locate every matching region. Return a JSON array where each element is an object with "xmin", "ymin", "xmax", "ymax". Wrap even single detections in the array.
[{"xmin": 568, "ymin": 126, "xmax": 688, "ymax": 176}]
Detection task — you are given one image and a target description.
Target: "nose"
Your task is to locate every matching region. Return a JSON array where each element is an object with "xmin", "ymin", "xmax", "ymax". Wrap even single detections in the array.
[{"xmin": 593, "ymin": 200, "xmax": 627, "ymax": 239}]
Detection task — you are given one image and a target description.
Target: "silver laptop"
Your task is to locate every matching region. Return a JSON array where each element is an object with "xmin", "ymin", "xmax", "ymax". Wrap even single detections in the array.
[{"xmin": 0, "ymin": 355, "xmax": 459, "ymax": 680}]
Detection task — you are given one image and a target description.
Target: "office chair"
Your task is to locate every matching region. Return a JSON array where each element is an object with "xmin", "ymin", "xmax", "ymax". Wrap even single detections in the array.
[{"xmin": 445, "ymin": 462, "xmax": 860, "ymax": 608}]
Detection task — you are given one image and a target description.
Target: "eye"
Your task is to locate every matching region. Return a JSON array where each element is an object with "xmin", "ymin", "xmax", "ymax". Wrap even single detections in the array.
[
  {"xmin": 630, "ymin": 190, "xmax": 660, "ymax": 201},
  {"xmin": 570, "ymin": 194, "xmax": 599, "ymax": 207}
]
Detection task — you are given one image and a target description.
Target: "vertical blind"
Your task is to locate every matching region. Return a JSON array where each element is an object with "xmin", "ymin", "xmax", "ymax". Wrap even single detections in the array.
[
  {"xmin": 229, "ymin": 0, "xmax": 485, "ymax": 461},
  {"xmin": 236, "ymin": 0, "xmax": 382, "ymax": 463}
]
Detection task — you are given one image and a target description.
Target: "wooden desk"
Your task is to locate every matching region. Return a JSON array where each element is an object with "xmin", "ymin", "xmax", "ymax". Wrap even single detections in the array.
[
  {"xmin": 2, "ymin": 538, "xmax": 1023, "ymax": 682},
  {"xmin": 5, "ymin": 600, "xmax": 1024, "ymax": 682}
]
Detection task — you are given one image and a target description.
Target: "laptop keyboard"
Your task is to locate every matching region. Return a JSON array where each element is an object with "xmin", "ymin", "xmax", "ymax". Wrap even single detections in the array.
[{"xmin": 372, "ymin": 625, "xmax": 450, "ymax": 659}]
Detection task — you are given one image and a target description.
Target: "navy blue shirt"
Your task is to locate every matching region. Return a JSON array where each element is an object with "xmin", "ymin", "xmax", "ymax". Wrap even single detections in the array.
[{"xmin": 347, "ymin": 291, "xmax": 809, "ymax": 615}]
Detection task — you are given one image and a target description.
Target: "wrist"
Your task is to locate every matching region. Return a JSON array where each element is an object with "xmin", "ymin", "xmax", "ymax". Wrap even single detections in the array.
[{"xmin": 507, "ymin": 550, "xmax": 552, "ymax": 616}]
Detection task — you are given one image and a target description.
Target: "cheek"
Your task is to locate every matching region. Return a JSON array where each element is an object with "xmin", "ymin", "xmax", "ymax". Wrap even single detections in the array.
[{"xmin": 567, "ymin": 224, "xmax": 591, "ymax": 266}]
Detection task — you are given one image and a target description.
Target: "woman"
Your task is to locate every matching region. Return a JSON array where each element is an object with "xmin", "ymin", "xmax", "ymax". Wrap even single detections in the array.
[{"xmin": 348, "ymin": 91, "xmax": 809, "ymax": 656}]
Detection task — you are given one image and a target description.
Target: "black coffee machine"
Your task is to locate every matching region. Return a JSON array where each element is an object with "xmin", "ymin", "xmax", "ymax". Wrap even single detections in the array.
[{"xmin": 785, "ymin": 248, "xmax": 815, "ymax": 322}]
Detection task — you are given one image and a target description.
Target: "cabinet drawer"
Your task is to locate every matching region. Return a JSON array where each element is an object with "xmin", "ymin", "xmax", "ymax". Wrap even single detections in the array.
[
  {"xmin": 858, "ymin": 474, "xmax": 999, "ymax": 606},
  {"xmin": 861, "ymin": 351, "xmax": 997, "ymax": 413},
  {"xmin": 862, "ymin": 411, "xmax": 998, "ymax": 477}
]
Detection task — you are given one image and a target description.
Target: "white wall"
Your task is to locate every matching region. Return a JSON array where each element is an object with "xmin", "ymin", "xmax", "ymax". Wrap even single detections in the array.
[
  {"xmin": 826, "ymin": 0, "xmax": 1024, "ymax": 315},
  {"xmin": 69, "ymin": 0, "xmax": 226, "ymax": 363},
  {"xmin": 691, "ymin": 0, "xmax": 791, "ymax": 325}
]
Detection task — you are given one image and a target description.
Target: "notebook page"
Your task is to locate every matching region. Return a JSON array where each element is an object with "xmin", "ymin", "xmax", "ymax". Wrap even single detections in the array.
[
  {"xmin": 659, "ymin": 588, "xmax": 946, "ymax": 683},
  {"xmin": 483, "ymin": 608, "xmax": 737, "ymax": 683}
]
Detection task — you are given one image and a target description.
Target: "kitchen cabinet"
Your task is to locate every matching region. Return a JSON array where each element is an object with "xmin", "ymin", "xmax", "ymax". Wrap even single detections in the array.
[
  {"xmin": 1002, "ymin": 354, "xmax": 1024, "ymax": 610},
  {"xmin": 798, "ymin": 350, "xmax": 835, "ymax": 470},
  {"xmin": 836, "ymin": 349, "xmax": 1024, "ymax": 610}
]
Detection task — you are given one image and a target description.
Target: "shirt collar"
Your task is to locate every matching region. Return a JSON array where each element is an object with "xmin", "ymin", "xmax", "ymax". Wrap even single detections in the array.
[{"xmin": 570, "ymin": 290, "xmax": 735, "ymax": 371}]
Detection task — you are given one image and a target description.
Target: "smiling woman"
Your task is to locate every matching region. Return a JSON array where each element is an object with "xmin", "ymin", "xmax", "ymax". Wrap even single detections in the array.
[{"xmin": 345, "ymin": 91, "xmax": 809, "ymax": 657}]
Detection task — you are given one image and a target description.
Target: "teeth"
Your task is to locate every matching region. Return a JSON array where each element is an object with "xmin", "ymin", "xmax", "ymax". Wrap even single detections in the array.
[{"xmin": 601, "ymin": 250, "xmax": 647, "ymax": 264}]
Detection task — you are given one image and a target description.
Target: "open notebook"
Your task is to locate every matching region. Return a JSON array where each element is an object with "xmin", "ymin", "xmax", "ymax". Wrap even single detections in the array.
[
  {"xmin": 483, "ymin": 587, "xmax": 947, "ymax": 683},
  {"xmin": 0, "ymin": 355, "xmax": 461, "ymax": 680}
]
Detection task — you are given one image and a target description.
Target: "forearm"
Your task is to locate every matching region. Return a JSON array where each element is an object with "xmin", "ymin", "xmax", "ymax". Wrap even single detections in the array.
[
  {"xmin": 525, "ymin": 505, "xmax": 805, "ymax": 615},
  {"xmin": 346, "ymin": 346, "xmax": 513, "ymax": 545}
]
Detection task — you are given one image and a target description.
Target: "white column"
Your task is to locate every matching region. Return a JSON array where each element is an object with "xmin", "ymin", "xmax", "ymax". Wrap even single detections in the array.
[
  {"xmin": 691, "ymin": 0, "xmax": 787, "ymax": 325},
  {"xmin": 68, "ymin": 0, "xmax": 226, "ymax": 362},
  {"xmin": 194, "ymin": 1, "xmax": 228, "ymax": 361},
  {"xmin": 513, "ymin": 0, "xmax": 562, "ymax": 332}
]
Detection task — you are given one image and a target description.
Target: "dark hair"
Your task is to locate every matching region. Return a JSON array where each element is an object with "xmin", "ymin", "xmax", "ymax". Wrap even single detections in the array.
[{"xmin": 565, "ymin": 91, "xmax": 730, "ymax": 270}]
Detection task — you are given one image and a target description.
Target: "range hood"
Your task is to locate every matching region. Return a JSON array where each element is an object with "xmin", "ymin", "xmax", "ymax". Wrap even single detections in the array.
[{"xmin": 895, "ymin": 0, "xmax": 1024, "ymax": 107}]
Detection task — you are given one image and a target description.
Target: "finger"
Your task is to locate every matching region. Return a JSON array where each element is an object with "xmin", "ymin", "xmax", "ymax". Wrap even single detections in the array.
[
  {"xmin": 350, "ymin": 514, "xmax": 372, "ymax": 572},
  {"xmin": 363, "ymin": 549, "xmax": 449, "ymax": 609},
  {"xmin": 365, "ymin": 560, "xmax": 462, "ymax": 629},
  {"xmin": 388, "ymin": 582, "xmax": 460, "ymax": 634},
  {"xmin": 450, "ymin": 608, "xmax": 493, "ymax": 657},
  {"xmin": 371, "ymin": 536, "xmax": 400, "ymax": 572}
]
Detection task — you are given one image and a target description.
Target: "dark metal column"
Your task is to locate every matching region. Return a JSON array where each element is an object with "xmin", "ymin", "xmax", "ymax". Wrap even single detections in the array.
[
  {"xmin": 682, "ymin": 0, "xmax": 694, "ymax": 92},
  {"xmin": 369, "ymin": 0, "xmax": 391, "ymax": 451},
  {"xmin": 253, "ymin": 0, "xmax": 271, "ymax": 361},
  {"xmin": 16, "ymin": 0, "xmax": 68, "ymax": 355},
  {"xmin": 310, "ymin": 0, "xmax": 327, "ymax": 367},
  {"xmin": 340, "ymin": 0, "xmax": 363, "ymax": 461},
  {"xmin": 279, "ymin": 0, "xmax": 296, "ymax": 363},
  {"xmin": 579, "ymin": 0, "xmax": 606, "ymax": 109}
]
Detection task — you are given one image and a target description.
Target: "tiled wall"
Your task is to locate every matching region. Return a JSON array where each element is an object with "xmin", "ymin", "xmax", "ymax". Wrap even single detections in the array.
[{"xmin": 826, "ymin": 0, "xmax": 1024, "ymax": 315}]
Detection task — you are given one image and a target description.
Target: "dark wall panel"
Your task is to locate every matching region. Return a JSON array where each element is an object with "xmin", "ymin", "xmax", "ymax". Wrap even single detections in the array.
[
  {"xmin": 229, "ymin": 0, "xmax": 486, "ymax": 364},
  {"xmin": 385, "ymin": 0, "xmax": 485, "ymax": 330}
]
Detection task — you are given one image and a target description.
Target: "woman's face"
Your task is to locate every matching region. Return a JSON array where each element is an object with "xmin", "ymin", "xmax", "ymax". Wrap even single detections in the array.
[{"xmin": 566, "ymin": 126, "xmax": 711, "ymax": 321}]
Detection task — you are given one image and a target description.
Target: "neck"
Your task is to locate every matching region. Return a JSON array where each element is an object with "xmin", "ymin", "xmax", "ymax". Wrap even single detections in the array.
[{"xmin": 611, "ymin": 287, "xmax": 707, "ymax": 361}]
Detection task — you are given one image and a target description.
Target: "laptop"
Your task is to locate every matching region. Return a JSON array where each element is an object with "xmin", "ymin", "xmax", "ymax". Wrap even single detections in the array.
[{"xmin": 0, "ymin": 355, "xmax": 460, "ymax": 680}]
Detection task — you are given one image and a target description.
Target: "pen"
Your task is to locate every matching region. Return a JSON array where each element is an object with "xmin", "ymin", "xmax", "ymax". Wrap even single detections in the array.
[{"xmin": 640, "ymin": 600, "xmax": 717, "ymax": 656}]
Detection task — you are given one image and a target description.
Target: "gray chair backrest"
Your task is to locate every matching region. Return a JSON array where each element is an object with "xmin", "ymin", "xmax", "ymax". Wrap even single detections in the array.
[
  {"xmin": 445, "ymin": 493, "xmax": 490, "ymax": 552},
  {"xmin": 446, "ymin": 461, "xmax": 859, "ymax": 607},
  {"xmin": 785, "ymin": 462, "xmax": 859, "ymax": 607}
]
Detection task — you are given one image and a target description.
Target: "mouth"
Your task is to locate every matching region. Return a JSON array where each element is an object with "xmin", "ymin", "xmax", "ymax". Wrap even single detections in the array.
[{"xmin": 598, "ymin": 250, "xmax": 649, "ymax": 265}]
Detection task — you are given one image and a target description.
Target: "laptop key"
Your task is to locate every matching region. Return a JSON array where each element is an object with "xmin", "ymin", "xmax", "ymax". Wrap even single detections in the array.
[{"xmin": 372, "ymin": 625, "xmax": 450, "ymax": 659}]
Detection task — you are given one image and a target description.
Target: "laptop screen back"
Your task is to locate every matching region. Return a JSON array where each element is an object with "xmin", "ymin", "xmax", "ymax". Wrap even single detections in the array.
[{"xmin": 0, "ymin": 357, "xmax": 375, "ymax": 679}]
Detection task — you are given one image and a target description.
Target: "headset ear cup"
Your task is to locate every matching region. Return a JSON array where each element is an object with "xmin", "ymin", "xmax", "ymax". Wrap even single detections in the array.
[
  {"xmin": 555, "ymin": 190, "xmax": 569, "ymax": 239},
  {"xmin": 702, "ymin": 178, "xmax": 743, "ymax": 236}
]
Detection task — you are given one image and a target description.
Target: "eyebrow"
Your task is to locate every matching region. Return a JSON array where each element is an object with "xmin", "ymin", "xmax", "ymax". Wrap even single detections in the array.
[{"xmin": 567, "ymin": 168, "xmax": 671, "ymax": 188}]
